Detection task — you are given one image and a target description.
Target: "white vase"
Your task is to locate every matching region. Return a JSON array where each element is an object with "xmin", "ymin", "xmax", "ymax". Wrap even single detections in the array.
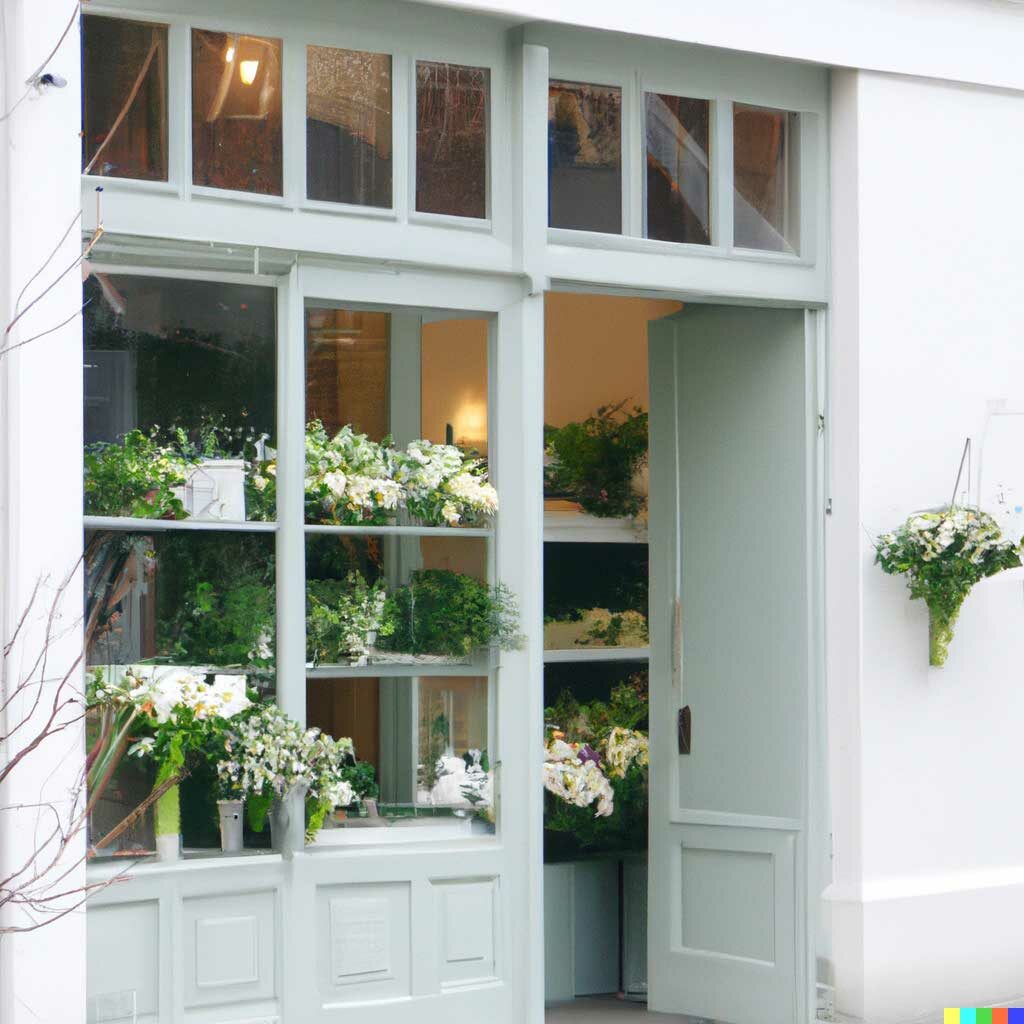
[
  {"xmin": 217, "ymin": 799, "xmax": 244, "ymax": 853},
  {"xmin": 155, "ymin": 832, "xmax": 180, "ymax": 862}
]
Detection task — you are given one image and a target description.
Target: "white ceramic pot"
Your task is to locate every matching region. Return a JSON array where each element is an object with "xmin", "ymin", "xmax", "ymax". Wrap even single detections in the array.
[
  {"xmin": 217, "ymin": 799, "xmax": 244, "ymax": 853},
  {"xmin": 155, "ymin": 832, "xmax": 180, "ymax": 862}
]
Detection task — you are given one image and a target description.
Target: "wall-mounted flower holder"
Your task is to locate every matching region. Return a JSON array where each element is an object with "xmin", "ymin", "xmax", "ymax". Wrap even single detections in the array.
[{"xmin": 875, "ymin": 506, "xmax": 1022, "ymax": 667}]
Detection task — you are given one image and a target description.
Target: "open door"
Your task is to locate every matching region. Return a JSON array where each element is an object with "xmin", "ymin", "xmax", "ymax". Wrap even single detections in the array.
[{"xmin": 647, "ymin": 305, "xmax": 811, "ymax": 1024}]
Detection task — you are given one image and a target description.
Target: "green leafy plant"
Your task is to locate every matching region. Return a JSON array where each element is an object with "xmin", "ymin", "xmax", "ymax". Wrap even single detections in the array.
[
  {"xmin": 84, "ymin": 429, "xmax": 194, "ymax": 519},
  {"xmin": 306, "ymin": 573, "xmax": 393, "ymax": 664},
  {"xmin": 876, "ymin": 506, "xmax": 1022, "ymax": 666},
  {"xmin": 379, "ymin": 569, "xmax": 522, "ymax": 657},
  {"xmin": 544, "ymin": 400, "xmax": 648, "ymax": 518}
]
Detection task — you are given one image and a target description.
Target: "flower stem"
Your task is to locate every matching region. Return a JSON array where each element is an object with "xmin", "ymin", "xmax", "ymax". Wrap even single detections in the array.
[{"xmin": 928, "ymin": 605, "xmax": 961, "ymax": 667}]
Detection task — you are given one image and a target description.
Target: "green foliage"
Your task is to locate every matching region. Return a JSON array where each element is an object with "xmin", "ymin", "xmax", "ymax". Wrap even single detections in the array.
[
  {"xmin": 876, "ymin": 506, "xmax": 1021, "ymax": 666},
  {"xmin": 544, "ymin": 401, "xmax": 648, "ymax": 518},
  {"xmin": 545, "ymin": 674, "xmax": 648, "ymax": 749},
  {"xmin": 306, "ymin": 574, "xmax": 392, "ymax": 664},
  {"xmin": 340, "ymin": 760, "xmax": 378, "ymax": 801},
  {"xmin": 156, "ymin": 533, "xmax": 275, "ymax": 669},
  {"xmin": 380, "ymin": 570, "xmax": 522, "ymax": 657},
  {"xmin": 84, "ymin": 429, "xmax": 193, "ymax": 519}
]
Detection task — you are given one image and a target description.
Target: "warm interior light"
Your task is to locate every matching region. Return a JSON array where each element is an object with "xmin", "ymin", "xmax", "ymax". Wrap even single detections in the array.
[
  {"xmin": 239, "ymin": 60, "xmax": 260, "ymax": 85},
  {"xmin": 224, "ymin": 45, "xmax": 236, "ymax": 62}
]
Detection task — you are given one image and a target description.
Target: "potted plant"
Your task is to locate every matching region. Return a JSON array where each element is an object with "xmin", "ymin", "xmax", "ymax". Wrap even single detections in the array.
[
  {"xmin": 306, "ymin": 573, "xmax": 392, "ymax": 666},
  {"xmin": 544, "ymin": 400, "xmax": 648, "ymax": 518},
  {"xmin": 876, "ymin": 505, "xmax": 1022, "ymax": 666},
  {"xmin": 378, "ymin": 569, "xmax": 522, "ymax": 661}
]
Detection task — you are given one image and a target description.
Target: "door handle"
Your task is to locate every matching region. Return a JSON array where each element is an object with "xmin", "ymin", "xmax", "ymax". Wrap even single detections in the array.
[{"xmin": 678, "ymin": 705, "xmax": 691, "ymax": 755}]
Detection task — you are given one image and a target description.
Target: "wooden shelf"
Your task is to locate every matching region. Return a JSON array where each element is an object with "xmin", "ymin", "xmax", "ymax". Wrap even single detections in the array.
[
  {"xmin": 543, "ymin": 647, "xmax": 650, "ymax": 664},
  {"xmin": 543, "ymin": 510, "xmax": 647, "ymax": 544}
]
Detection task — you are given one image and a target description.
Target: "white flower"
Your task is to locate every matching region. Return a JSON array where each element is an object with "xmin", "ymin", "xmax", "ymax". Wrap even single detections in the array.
[
  {"xmin": 323, "ymin": 470, "xmax": 347, "ymax": 497},
  {"xmin": 127, "ymin": 737, "xmax": 155, "ymax": 758}
]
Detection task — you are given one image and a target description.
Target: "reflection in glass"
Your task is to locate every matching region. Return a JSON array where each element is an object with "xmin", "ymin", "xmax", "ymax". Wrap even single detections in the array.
[
  {"xmin": 548, "ymin": 80, "xmax": 621, "ymax": 234},
  {"xmin": 192, "ymin": 29, "xmax": 283, "ymax": 195},
  {"xmin": 645, "ymin": 93, "xmax": 710, "ymax": 245},
  {"xmin": 307, "ymin": 675, "xmax": 491, "ymax": 819},
  {"xmin": 305, "ymin": 535, "xmax": 489, "ymax": 668},
  {"xmin": 415, "ymin": 61, "xmax": 489, "ymax": 218},
  {"xmin": 544, "ymin": 542, "xmax": 648, "ymax": 650},
  {"xmin": 306, "ymin": 46, "xmax": 392, "ymax": 207},
  {"xmin": 85, "ymin": 530, "xmax": 276, "ymax": 674},
  {"xmin": 83, "ymin": 273, "xmax": 276, "ymax": 522},
  {"xmin": 82, "ymin": 15, "xmax": 168, "ymax": 180},
  {"xmin": 733, "ymin": 103, "xmax": 798, "ymax": 253}
]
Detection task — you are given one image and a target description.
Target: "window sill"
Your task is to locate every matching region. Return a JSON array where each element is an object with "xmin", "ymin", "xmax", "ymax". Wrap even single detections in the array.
[
  {"xmin": 408, "ymin": 210, "xmax": 493, "ymax": 234},
  {"xmin": 83, "ymin": 515, "xmax": 277, "ymax": 533},
  {"xmin": 191, "ymin": 185, "xmax": 291, "ymax": 209},
  {"xmin": 82, "ymin": 174, "xmax": 179, "ymax": 197},
  {"xmin": 300, "ymin": 198, "xmax": 398, "ymax": 221}
]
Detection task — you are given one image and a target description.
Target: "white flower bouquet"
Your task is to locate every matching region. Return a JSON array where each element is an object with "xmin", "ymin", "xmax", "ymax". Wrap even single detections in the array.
[
  {"xmin": 542, "ymin": 736, "xmax": 614, "ymax": 818},
  {"xmin": 876, "ymin": 505, "xmax": 1022, "ymax": 666},
  {"xmin": 393, "ymin": 440, "xmax": 498, "ymax": 526}
]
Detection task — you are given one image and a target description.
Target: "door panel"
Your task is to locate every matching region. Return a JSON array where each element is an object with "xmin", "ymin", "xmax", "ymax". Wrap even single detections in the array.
[{"xmin": 647, "ymin": 305, "xmax": 810, "ymax": 1024}]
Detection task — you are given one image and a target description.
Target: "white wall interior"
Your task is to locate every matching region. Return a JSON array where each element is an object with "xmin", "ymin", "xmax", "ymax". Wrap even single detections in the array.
[{"xmin": 828, "ymin": 67, "xmax": 1024, "ymax": 1023}]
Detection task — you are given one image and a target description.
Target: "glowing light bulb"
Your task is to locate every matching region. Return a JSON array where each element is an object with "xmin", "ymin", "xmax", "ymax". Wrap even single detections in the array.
[
  {"xmin": 224, "ymin": 45, "xmax": 236, "ymax": 62},
  {"xmin": 239, "ymin": 60, "xmax": 260, "ymax": 85}
]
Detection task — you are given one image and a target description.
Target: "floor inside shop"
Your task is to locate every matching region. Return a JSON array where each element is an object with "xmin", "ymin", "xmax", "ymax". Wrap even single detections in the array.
[{"xmin": 546, "ymin": 996, "xmax": 691, "ymax": 1022}]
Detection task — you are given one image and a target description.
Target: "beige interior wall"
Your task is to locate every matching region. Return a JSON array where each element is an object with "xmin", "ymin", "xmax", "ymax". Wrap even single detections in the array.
[
  {"xmin": 421, "ymin": 319, "xmax": 489, "ymax": 449},
  {"xmin": 544, "ymin": 293, "xmax": 681, "ymax": 425}
]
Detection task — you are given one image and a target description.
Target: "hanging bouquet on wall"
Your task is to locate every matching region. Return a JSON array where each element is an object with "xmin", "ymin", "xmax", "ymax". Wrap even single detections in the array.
[
  {"xmin": 875, "ymin": 506, "xmax": 1022, "ymax": 666},
  {"xmin": 542, "ymin": 675, "xmax": 649, "ymax": 859}
]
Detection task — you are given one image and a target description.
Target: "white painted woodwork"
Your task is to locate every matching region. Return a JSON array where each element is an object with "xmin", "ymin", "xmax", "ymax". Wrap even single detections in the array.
[{"xmin": 647, "ymin": 305, "xmax": 812, "ymax": 1024}]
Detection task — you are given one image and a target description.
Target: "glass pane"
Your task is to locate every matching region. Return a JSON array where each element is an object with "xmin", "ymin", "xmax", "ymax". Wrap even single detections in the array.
[
  {"xmin": 415, "ymin": 61, "xmax": 488, "ymax": 219},
  {"xmin": 192, "ymin": 29, "xmax": 283, "ymax": 195},
  {"xmin": 83, "ymin": 273, "xmax": 277, "ymax": 522},
  {"xmin": 303, "ymin": 310, "xmax": 492, "ymax": 526},
  {"xmin": 305, "ymin": 535, "xmax": 492, "ymax": 668},
  {"xmin": 733, "ymin": 103, "xmax": 798, "ymax": 253},
  {"xmin": 307, "ymin": 674, "xmax": 492, "ymax": 831},
  {"xmin": 306, "ymin": 46, "xmax": 392, "ymax": 207},
  {"xmin": 544, "ymin": 543, "xmax": 648, "ymax": 651},
  {"xmin": 85, "ymin": 529, "xmax": 276, "ymax": 677},
  {"xmin": 645, "ymin": 93, "xmax": 710, "ymax": 245},
  {"xmin": 82, "ymin": 15, "xmax": 168, "ymax": 180},
  {"xmin": 548, "ymin": 80, "xmax": 621, "ymax": 234}
]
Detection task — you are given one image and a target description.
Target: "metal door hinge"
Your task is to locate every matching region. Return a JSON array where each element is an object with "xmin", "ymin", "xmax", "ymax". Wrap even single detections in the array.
[
  {"xmin": 677, "ymin": 706, "xmax": 691, "ymax": 755},
  {"xmin": 817, "ymin": 412, "xmax": 825, "ymax": 434},
  {"xmin": 825, "ymin": 497, "xmax": 833, "ymax": 516}
]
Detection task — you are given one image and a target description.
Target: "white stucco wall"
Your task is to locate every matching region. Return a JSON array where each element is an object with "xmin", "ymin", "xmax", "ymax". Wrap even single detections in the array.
[
  {"xmin": 0, "ymin": 2, "xmax": 86, "ymax": 1023},
  {"xmin": 828, "ymin": 68, "xmax": 1024, "ymax": 1023}
]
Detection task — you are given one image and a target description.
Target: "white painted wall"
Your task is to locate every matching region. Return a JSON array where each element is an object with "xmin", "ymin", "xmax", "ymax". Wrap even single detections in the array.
[
  {"xmin": 828, "ymin": 68, "xmax": 1024, "ymax": 1023},
  {"xmin": 0, "ymin": 2, "xmax": 86, "ymax": 1023}
]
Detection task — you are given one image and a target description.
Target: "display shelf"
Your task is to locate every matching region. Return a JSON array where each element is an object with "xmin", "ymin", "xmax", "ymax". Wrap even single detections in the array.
[
  {"xmin": 543, "ymin": 509, "xmax": 647, "ymax": 544},
  {"xmin": 84, "ymin": 515, "xmax": 277, "ymax": 533},
  {"xmin": 543, "ymin": 646, "xmax": 650, "ymax": 664},
  {"xmin": 304, "ymin": 523, "xmax": 493, "ymax": 537},
  {"xmin": 307, "ymin": 657, "xmax": 492, "ymax": 678}
]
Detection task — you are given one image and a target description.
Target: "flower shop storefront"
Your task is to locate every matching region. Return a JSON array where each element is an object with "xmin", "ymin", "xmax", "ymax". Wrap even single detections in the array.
[{"xmin": 72, "ymin": 3, "xmax": 830, "ymax": 1024}]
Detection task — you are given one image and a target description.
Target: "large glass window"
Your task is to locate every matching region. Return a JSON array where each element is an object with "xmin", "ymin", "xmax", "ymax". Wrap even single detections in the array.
[
  {"xmin": 548, "ymin": 80, "xmax": 622, "ymax": 234},
  {"xmin": 192, "ymin": 29, "xmax": 283, "ymax": 195},
  {"xmin": 83, "ymin": 273, "xmax": 276, "ymax": 523},
  {"xmin": 733, "ymin": 103, "xmax": 799, "ymax": 253},
  {"xmin": 303, "ymin": 308, "xmax": 499, "ymax": 833},
  {"xmin": 415, "ymin": 61, "xmax": 489, "ymax": 219},
  {"xmin": 82, "ymin": 15, "xmax": 168, "ymax": 180},
  {"xmin": 645, "ymin": 93, "xmax": 711, "ymax": 245},
  {"xmin": 306, "ymin": 46, "xmax": 392, "ymax": 208}
]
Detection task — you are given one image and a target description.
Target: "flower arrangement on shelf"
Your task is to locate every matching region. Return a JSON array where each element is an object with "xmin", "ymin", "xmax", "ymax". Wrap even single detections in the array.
[
  {"xmin": 88, "ymin": 665, "xmax": 253, "ymax": 859},
  {"xmin": 84, "ymin": 429, "xmax": 194, "ymax": 520},
  {"xmin": 85, "ymin": 420, "xmax": 271, "ymax": 522},
  {"xmin": 216, "ymin": 703, "xmax": 375, "ymax": 843},
  {"xmin": 542, "ymin": 674, "xmax": 650, "ymax": 860},
  {"xmin": 379, "ymin": 569, "xmax": 523, "ymax": 659},
  {"xmin": 418, "ymin": 748, "xmax": 493, "ymax": 813},
  {"xmin": 875, "ymin": 505, "xmax": 1022, "ymax": 666},
  {"xmin": 306, "ymin": 573, "xmax": 392, "ymax": 666},
  {"xmin": 249, "ymin": 421, "xmax": 499, "ymax": 527},
  {"xmin": 544, "ymin": 400, "xmax": 648, "ymax": 519},
  {"xmin": 88, "ymin": 671, "xmax": 376, "ymax": 856}
]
